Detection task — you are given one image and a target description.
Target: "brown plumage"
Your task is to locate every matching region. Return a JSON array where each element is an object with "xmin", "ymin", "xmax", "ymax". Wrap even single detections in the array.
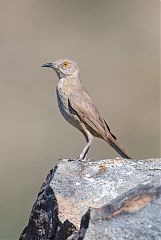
[{"xmin": 42, "ymin": 58, "xmax": 132, "ymax": 161}]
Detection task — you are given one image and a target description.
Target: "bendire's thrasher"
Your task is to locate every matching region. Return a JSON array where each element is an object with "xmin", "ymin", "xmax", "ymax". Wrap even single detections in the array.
[{"xmin": 42, "ymin": 58, "xmax": 132, "ymax": 161}]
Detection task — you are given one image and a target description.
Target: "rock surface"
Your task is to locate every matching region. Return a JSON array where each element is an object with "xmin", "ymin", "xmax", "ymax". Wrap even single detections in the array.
[
  {"xmin": 19, "ymin": 158, "xmax": 161, "ymax": 240},
  {"xmin": 72, "ymin": 174, "xmax": 161, "ymax": 240}
]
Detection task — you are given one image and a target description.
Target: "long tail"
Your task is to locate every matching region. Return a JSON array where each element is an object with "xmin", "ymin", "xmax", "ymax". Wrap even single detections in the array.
[{"xmin": 107, "ymin": 136, "xmax": 132, "ymax": 159}]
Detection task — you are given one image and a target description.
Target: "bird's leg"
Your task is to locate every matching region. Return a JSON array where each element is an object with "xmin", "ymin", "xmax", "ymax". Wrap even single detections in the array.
[
  {"xmin": 78, "ymin": 141, "xmax": 91, "ymax": 161},
  {"xmin": 78, "ymin": 131, "xmax": 94, "ymax": 161}
]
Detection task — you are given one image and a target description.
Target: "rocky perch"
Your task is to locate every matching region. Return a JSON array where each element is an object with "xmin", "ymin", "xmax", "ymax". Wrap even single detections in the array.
[{"xmin": 19, "ymin": 158, "xmax": 161, "ymax": 240}]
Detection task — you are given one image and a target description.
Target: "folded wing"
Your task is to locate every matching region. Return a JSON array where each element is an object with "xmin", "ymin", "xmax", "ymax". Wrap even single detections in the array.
[{"xmin": 68, "ymin": 87, "xmax": 116, "ymax": 141}]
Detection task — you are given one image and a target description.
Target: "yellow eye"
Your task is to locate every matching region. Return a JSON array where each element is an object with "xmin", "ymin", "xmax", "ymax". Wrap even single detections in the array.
[{"xmin": 63, "ymin": 61, "xmax": 69, "ymax": 67}]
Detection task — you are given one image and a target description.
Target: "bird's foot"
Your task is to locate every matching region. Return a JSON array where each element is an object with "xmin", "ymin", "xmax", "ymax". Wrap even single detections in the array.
[{"xmin": 78, "ymin": 155, "xmax": 90, "ymax": 163}]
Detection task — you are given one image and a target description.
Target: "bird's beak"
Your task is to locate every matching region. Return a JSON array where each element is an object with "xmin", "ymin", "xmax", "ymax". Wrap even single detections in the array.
[{"xmin": 41, "ymin": 63, "xmax": 55, "ymax": 69}]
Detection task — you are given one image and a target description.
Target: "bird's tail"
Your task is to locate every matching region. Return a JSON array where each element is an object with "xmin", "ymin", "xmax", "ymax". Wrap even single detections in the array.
[{"xmin": 107, "ymin": 136, "xmax": 132, "ymax": 159}]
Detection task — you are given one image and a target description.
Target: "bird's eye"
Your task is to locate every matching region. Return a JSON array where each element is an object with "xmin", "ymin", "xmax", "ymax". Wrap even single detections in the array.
[{"xmin": 63, "ymin": 61, "xmax": 69, "ymax": 67}]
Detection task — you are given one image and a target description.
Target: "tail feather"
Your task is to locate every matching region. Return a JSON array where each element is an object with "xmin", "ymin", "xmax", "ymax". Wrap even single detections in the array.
[{"xmin": 108, "ymin": 137, "xmax": 132, "ymax": 159}]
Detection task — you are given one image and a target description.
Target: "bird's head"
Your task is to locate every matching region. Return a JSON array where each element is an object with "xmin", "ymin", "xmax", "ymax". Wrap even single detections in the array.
[{"xmin": 42, "ymin": 58, "xmax": 80, "ymax": 78}]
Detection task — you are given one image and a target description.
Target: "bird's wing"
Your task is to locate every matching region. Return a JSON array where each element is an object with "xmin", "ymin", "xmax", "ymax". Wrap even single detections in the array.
[{"xmin": 68, "ymin": 87, "xmax": 116, "ymax": 140}]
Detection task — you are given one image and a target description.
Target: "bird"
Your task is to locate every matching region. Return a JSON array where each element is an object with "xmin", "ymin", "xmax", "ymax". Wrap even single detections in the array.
[{"xmin": 42, "ymin": 58, "xmax": 132, "ymax": 161}]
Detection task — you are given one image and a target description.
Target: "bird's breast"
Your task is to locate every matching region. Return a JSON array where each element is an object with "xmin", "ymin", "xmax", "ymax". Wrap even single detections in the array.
[
  {"xmin": 56, "ymin": 84, "xmax": 82, "ymax": 129},
  {"xmin": 56, "ymin": 86, "xmax": 69, "ymax": 114}
]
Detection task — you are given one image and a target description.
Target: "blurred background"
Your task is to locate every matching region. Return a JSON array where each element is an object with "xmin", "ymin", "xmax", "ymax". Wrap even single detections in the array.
[{"xmin": 0, "ymin": 0, "xmax": 160, "ymax": 239}]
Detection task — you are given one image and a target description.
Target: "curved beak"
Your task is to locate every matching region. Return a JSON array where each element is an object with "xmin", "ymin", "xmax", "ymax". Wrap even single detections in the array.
[{"xmin": 41, "ymin": 63, "xmax": 54, "ymax": 68}]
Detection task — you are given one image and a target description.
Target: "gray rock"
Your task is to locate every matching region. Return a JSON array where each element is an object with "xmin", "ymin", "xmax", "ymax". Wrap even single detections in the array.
[
  {"xmin": 19, "ymin": 168, "xmax": 59, "ymax": 240},
  {"xmin": 19, "ymin": 158, "xmax": 161, "ymax": 240},
  {"xmin": 83, "ymin": 175, "xmax": 161, "ymax": 240}
]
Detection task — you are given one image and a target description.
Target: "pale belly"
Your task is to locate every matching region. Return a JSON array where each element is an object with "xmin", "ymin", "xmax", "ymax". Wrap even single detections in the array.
[{"xmin": 56, "ymin": 88, "xmax": 83, "ymax": 131}]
